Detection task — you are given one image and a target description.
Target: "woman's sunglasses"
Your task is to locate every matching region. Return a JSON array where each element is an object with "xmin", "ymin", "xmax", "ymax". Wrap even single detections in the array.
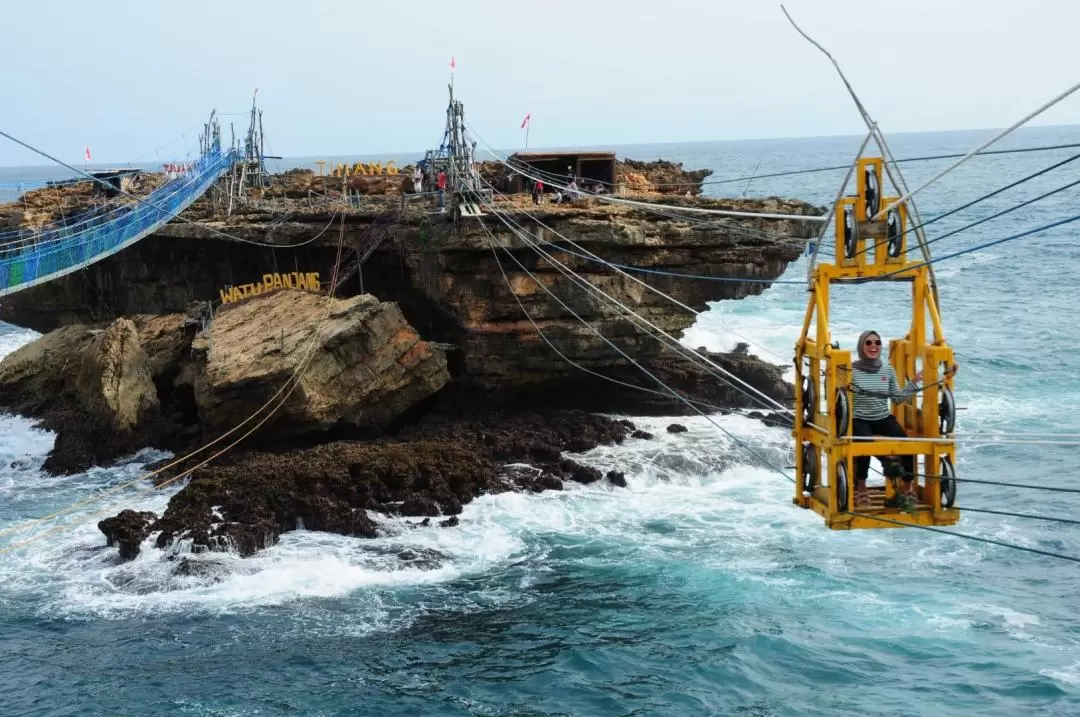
[{"xmin": 864, "ymin": 339, "xmax": 882, "ymax": 346}]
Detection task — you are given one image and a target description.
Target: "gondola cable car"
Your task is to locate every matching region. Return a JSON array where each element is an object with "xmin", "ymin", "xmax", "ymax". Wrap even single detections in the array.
[{"xmin": 793, "ymin": 157, "xmax": 959, "ymax": 529}]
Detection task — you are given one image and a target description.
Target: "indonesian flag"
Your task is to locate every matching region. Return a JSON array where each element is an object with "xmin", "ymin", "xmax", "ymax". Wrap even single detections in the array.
[
  {"xmin": 521, "ymin": 113, "xmax": 531, "ymax": 129},
  {"xmin": 84, "ymin": 147, "xmax": 91, "ymax": 162},
  {"xmin": 449, "ymin": 56, "xmax": 456, "ymax": 70}
]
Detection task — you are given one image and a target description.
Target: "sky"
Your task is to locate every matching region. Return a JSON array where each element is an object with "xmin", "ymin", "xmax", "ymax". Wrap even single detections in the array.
[{"xmin": 2, "ymin": 0, "xmax": 1079, "ymax": 166}]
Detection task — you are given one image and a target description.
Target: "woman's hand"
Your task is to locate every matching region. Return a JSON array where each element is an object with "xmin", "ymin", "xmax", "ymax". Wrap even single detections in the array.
[{"xmin": 913, "ymin": 371, "xmax": 924, "ymax": 383}]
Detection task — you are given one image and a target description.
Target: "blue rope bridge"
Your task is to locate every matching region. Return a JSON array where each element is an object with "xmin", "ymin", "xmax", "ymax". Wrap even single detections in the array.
[{"xmin": 0, "ymin": 147, "xmax": 238, "ymax": 297}]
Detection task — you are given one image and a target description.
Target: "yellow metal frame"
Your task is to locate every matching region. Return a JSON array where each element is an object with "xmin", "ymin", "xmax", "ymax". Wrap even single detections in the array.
[{"xmin": 793, "ymin": 158, "xmax": 959, "ymax": 530}]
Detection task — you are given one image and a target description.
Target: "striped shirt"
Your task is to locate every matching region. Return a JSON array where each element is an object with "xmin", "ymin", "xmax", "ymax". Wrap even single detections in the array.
[{"xmin": 851, "ymin": 364, "xmax": 920, "ymax": 420}]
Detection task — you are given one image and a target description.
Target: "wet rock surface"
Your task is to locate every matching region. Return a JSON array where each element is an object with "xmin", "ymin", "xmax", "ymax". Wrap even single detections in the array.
[{"xmin": 121, "ymin": 410, "xmax": 639, "ymax": 559}]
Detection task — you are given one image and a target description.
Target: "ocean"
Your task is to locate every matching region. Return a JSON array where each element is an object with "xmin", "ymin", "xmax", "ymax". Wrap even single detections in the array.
[{"xmin": 1, "ymin": 125, "xmax": 1079, "ymax": 716}]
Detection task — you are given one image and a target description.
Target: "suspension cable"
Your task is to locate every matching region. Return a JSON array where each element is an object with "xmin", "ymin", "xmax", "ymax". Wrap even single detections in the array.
[
  {"xmin": 0, "ymin": 211, "xmax": 356, "ymax": 545},
  {"xmin": 847, "ymin": 512, "xmax": 1080, "ymax": 563},
  {"xmin": 477, "ymin": 217, "xmax": 795, "ymax": 483},
  {"xmin": 473, "ymin": 175, "xmax": 799, "ymax": 364},
  {"xmin": 476, "ymin": 192, "xmax": 792, "ymax": 413},
  {"xmin": 957, "ymin": 506, "xmax": 1080, "ymax": 527},
  {"xmin": 863, "ymin": 210, "xmax": 1080, "ymax": 282},
  {"xmin": 849, "ymin": 153, "xmax": 1080, "ymax": 260},
  {"xmin": 0, "ymin": 129, "xmax": 330, "ymax": 249},
  {"xmin": 494, "ymin": 141, "xmax": 1080, "ymax": 191}
]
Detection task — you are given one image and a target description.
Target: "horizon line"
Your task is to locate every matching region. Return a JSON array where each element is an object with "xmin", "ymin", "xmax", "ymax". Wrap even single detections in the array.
[{"xmin": 2, "ymin": 121, "xmax": 1078, "ymax": 170}]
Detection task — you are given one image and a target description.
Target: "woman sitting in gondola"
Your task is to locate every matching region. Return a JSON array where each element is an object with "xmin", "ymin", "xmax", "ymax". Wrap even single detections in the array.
[{"xmin": 850, "ymin": 330, "xmax": 922, "ymax": 509}]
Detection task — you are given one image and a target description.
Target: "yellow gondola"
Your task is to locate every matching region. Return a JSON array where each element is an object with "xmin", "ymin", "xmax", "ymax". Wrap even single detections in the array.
[{"xmin": 793, "ymin": 157, "xmax": 959, "ymax": 530}]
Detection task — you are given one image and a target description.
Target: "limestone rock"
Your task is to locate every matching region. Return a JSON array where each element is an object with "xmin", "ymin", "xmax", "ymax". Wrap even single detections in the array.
[
  {"xmin": 75, "ymin": 318, "xmax": 159, "ymax": 434},
  {"xmin": 190, "ymin": 290, "xmax": 450, "ymax": 437}
]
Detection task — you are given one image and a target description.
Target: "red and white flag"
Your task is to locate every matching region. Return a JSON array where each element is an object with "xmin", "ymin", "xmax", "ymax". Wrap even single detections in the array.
[
  {"xmin": 84, "ymin": 147, "xmax": 91, "ymax": 162},
  {"xmin": 449, "ymin": 56, "xmax": 456, "ymax": 70},
  {"xmin": 521, "ymin": 113, "xmax": 531, "ymax": 129}
]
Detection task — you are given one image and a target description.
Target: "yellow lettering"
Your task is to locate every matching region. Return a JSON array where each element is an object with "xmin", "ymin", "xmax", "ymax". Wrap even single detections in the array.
[
  {"xmin": 385, "ymin": 160, "xmax": 398, "ymax": 175},
  {"xmin": 352, "ymin": 162, "xmax": 366, "ymax": 176},
  {"xmin": 367, "ymin": 161, "xmax": 382, "ymax": 175},
  {"xmin": 262, "ymin": 274, "xmax": 275, "ymax": 293},
  {"xmin": 272, "ymin": 273, "xmax": 283, "ymax": 290},
  {"xmin": 285, "ymin": 272, "xmax": 297, "ymax": 289},
  {"xmin": 308, "ymin": 272, "xmax": 321, "ymax": 291},
  {"xmin": 297, "ymin": 273, "xmax": 308, "ymax": 290},
  {"xmin": 219, "ymin": 288, "xmax": 232, "ymax": 304},
  {"xmin": 230, "ymin": 287, "xmax": 242, "ymax": 303}
]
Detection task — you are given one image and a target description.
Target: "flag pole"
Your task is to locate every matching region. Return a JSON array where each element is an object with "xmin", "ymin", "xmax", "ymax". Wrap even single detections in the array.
[{"xmin": 525, "ymin": 122, "xmax": 530, "ymax": 151}]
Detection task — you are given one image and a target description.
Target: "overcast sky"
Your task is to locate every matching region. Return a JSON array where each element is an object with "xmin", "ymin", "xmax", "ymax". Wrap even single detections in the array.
[{"xmin": 2, "ymin": 0, "xmax": 1078, "ymax": 166}]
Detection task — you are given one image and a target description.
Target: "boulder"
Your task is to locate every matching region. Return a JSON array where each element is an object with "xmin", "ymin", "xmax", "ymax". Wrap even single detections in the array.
[
  {"xmin": 190, "ymin": 290, "xmax": 450, "ymax": 437},
  {"xmin": 74, "ymin": 318, "xmax": 159, "ymax": 434}
]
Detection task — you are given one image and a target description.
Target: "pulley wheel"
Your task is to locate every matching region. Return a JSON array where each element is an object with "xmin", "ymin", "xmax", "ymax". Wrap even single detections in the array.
[
  {"xmin": 802, "ymin": 375, "xmax": 817, "ymax": 426},
  {"xmin": 844, "ymin": 207, "xmax": 858, "ymax": 259},
  {"xmin": 940, "ymin": 455, "xmax": 957, "ymax": 509},
  {"xmin": 836, "ymin": 461, "xmax": 850, "ymax": 511},
  {"xmin": 938, "ymin": 386, "xmax": 956, "ymax": 435},
  {"xmin": 834, "ymin": 389, "xmax": 850, "ymax": 437},
  {"xmin": 886, "ymin": 208, "xmax": 903, "ymax": 257},
  {"xmin": 801, "ymin": 443, "xmax": 819, "ymax": 494},
  {"xmin": 864, "ymin": 168, "xmax": 880, "ymax": 220}
]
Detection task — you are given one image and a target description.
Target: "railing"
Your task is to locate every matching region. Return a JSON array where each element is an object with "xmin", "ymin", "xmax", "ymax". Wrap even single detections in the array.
[{"xmin": 0, "ymin": 149, "xmax": 238, "ymax": 296}]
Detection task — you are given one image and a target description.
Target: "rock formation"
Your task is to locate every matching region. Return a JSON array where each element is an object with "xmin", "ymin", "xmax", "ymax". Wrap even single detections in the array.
[
  {"xmin": 191, "ymin": 291, "xmax": 448, "ymax": 436},
  {"xmin": 0, "ymin": 159, "xmax": 821, "ymax": 562},
  {"xmin": 111, "ymin": 410, "xmax": 635, "ymax": 559},
  {"xmin": 0, "ymin": 290, "xmax": 450, "ymax": 473}
]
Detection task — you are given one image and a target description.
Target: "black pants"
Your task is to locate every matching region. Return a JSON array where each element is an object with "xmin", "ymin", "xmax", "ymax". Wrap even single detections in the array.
[{"xmin": 852, "ymin": 415, "xmax": 913, "ymax": 482}]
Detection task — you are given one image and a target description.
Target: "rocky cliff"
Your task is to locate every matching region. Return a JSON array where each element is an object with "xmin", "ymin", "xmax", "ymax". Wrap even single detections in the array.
[
  {"xmin": 0, "ymin": 290, "xmax": 451, "ymax": 474},
  {"xmin": 0, "ymin": 163, "xmax": 817, "ymax": 562}
]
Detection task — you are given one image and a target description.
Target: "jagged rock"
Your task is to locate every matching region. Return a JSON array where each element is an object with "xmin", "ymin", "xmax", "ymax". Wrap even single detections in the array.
[
  {"xmin": 148, "ymin": 441, "xmax": 494, "ymax": 556},
  {"xmin": 617, "ymin": 158, "xmax": 713, "ymax": 195},
  {"xmin": 101, "ymin": 410, "xmax": 634, "ymax": 558},
  {"xmin": 605, "ymin": 470, "xmax": 628, "ymax": 488},
  {"xmin": 667, "ymin": 423, "xmax": 688, "ymax": 433},
  {"xmin": 631, "ymin": 430, "xmax": 654, "ymax": 440},
  {"xmin": 75, "ymin": 318, "xmax": 159, "ymax": 434},
  {"xmin": 190, "ymin": 290, "xmax": 449, "ymax": 437},
  {"xmin": 97, "ymin": 509, "xmax": 157, "ymax": 561},
  {"xmin": 559, "ymin": 458, "xmax": 602, "ymax": 484},
  {"xmin": 0, "ymin": 319, "xmax": 167, "ymax": 474}
]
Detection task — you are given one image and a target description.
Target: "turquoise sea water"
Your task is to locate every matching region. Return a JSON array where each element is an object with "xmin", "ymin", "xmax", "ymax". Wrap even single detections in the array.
[{"xmin": 2, "ymin": 125, "xmax": 1080, "ymax": 716}]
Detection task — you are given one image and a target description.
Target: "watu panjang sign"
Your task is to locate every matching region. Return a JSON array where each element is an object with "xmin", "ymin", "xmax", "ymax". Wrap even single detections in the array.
[{"xmin": 219, "ymin": 272, "xmax": 321, "ymax": 305}]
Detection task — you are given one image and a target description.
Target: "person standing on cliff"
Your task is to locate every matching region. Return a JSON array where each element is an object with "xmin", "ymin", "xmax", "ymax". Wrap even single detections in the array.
[
  {"xmin": 566, "ymin": 166, "xmax": 576, "ymax": 187},
  {"xmin": 532, "ymin": 179, "xmax": 544, "ymax": 205},
  {"xmin": 437, "ymin": 170, "xmax": 447, "ymax": 212},
  {"xmin": 412, "ymin": 165, "xmax": 423, "ymax": 193}
]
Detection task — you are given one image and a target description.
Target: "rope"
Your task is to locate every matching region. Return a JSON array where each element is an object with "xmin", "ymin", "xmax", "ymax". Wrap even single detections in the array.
[
  {"xmin": 958, "ymin": 506, "xmax": 1080, "ymax": 527},
  {"xmin": 949, "ymin": 476, "xmax": 1080, "ymax": 494},
  {"xmin": 0, "ymin": 210, "xmax": 355, "ymax": 546},
  {"xmin": 845, "ymin": 512, "xmax": 1080, "ymax": 563},
  {"xmin": 870, "ymin": 92, "xmax": 1080, "ymax": 220},
  {"xmin": 489, "ymin": 197, "xmax": 1080, "ymax": 565},
  {"xmin": 476, "ymin": 192, "xmax": 793, "ymax": 414},
  {"xmin": 849, "ymin": 154, "xmax": 1080, "ymax": 261},
  {"xmin": 474, "ymin": 176, "xmax": 799, "ymax": 365},
  {"xmin": 496, "ymin": 141, "xmax": 1080, "ymax": 191},
  {"xmin": 0, "ymin": 130, "xmax": 321, "ymax": 250},
  {"xmin": 862, "ymin": 211, "xmax": 1080, "ymax": 282},
  {"xmin": 469, "ymin": 129, "xmax": 826, "ymax": 224},
  {"xmin": 0, "ymin": 222, "xmax": 348, "ymax": 555},
  {"xmin": 478, "ymin": 217, "xmax": 795, "ymax": 484}
]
